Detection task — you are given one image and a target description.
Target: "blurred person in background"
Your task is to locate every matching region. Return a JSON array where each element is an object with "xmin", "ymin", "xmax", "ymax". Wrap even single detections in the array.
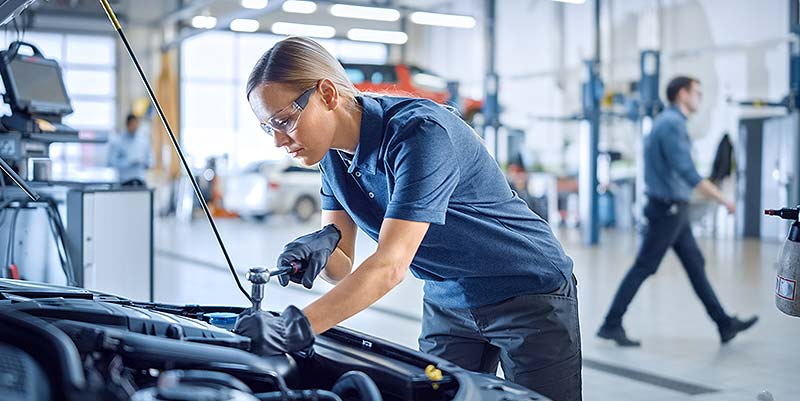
[{"xmin": 108, "ymin": 113, "xmax": 152, "ymax": 186}]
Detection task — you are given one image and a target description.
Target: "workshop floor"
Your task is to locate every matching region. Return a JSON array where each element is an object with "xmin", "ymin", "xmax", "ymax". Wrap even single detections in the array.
[{"xmin": 152, "ymin": 215, "xmax": 798, "ymax": 401}]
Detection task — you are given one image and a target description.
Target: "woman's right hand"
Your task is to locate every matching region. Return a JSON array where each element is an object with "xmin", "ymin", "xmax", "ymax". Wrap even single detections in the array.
[{"xmin": 277, "ymin": 224, "xmax": 342, "ymax": 289}]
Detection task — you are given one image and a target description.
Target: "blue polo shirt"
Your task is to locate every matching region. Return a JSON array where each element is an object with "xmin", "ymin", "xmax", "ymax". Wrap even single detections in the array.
[{"xmin": 319, "ymin": 95, "xmax": 573, "ymax": 308}]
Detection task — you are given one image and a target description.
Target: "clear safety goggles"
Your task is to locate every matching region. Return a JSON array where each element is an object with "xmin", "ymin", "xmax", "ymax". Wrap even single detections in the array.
[{"xmin": 259, "ymin": 86, "xmax": 315, "ymax": 137}]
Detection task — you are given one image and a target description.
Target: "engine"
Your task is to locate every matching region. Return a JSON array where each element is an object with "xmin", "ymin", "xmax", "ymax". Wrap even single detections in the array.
[
  {"xmin": 0, "ymin": 280, "xmax": 545, "ymax": 401},
  {"xmin": 0, "ymin": 294, "xmax": 441, "ymax": 401}
]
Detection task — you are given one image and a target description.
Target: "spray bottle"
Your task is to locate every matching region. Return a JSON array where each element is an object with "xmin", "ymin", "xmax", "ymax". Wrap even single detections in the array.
[{"xmin": 766, "ymin": 207, "xmax": 800, "ymax": 317}]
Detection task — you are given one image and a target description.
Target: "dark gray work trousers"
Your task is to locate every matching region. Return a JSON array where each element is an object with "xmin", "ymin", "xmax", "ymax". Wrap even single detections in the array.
[
  {"xmin": 419, "ymin": 276, "xmax": 582, "ymax": 401},
  {"xmin": 603, "ymin": 199, "xmax": 729, "ymax": 328}
]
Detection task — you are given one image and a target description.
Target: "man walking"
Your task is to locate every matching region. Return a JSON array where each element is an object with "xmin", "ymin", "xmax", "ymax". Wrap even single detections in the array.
[{"xmin": 597, "ymin": 76, "xmax": 758, "ymax": 346}]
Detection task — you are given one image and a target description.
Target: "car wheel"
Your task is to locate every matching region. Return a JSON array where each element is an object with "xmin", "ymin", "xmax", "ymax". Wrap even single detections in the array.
[{"xmin": 293, "ymin": 196, "xmax": 317, "ymax": 222}]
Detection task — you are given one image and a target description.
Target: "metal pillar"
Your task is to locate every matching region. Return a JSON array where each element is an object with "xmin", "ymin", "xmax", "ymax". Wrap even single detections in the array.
[
  {"xmin": 399, "ymin": 14, "xmax": 408, "ymax": 64},
  {"xmin": 791, "ymin": 0, "xmax": 800, "ymax": 205},
  {"xmin": 483, "ymin": 0, "xmax": 500, "ymax": 159},
  {"xmin": 582, "ymin": 0, "xmax": 601, "ymax": 245},
  {"xmin": 634, "ymin": 50, "xmax": 661, "ymax": 226}
]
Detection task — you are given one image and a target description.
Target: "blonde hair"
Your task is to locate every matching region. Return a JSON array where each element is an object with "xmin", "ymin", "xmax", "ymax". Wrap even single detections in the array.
[{"xmin": 246, "ymin": 36, "xmax": 360, "ymax": 108}]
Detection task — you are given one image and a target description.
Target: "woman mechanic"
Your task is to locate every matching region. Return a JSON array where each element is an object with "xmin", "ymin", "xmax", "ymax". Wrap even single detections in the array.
[{"xmin": 234, "ymin": 36, "xmax": 581, "ymax": 401}]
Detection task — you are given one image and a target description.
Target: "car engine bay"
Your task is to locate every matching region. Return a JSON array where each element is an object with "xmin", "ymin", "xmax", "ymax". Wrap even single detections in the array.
[{"xmin": 0, "ymin": 280, "xmax": 543, "ymax": 401}]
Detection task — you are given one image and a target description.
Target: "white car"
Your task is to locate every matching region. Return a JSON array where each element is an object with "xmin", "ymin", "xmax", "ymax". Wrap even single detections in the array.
[{"xmin": 223, "ymin": 159, "xmax": 321, "ymax": 222}]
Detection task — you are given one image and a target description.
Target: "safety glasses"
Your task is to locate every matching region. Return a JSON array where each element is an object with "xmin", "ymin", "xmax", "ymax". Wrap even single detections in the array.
[{"xmin": 260, "ymin": 86, "xmax": 316, "ymax": 137}]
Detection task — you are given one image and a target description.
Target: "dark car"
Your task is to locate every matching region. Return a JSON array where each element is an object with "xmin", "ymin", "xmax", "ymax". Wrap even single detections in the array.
[{"xmin": 0, "ymin": 278, "xmax": 549, "ymax": 401}]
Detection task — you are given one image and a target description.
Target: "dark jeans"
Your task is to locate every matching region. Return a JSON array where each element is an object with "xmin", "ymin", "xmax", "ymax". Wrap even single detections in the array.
[
  {"xmin": 603, "ymin": 199, "xmax": 729, "ymax": 328},
  {"xmin": 419, "ymin": 276, "xmax": 582, "ymax": 401}
]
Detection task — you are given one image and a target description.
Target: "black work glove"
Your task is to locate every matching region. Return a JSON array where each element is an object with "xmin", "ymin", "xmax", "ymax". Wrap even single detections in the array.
[
  {"xmin": 234, "ymin": 305, "xmax": 315, "ymax": 357},
  {"xmin": 278, "ymin": 224, "xmax": 341, "ymax": 289}
]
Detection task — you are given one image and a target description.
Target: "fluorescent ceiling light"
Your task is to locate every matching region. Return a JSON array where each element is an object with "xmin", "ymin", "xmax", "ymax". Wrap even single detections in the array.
[
  {"xmin": 230, "ymin": 18, "xmax": 260, "ymax": 32},
  {"xmin": 191, "ymin": 15, "xmax": 217, "ymax": 29},
  {"xmin": 241, "ymin": 0, "xmax": 269, "ymax": 9},
  {"xmin": 283, "ymin": 0, "xmax": 317, "ymax": 14},
  {"xmin": 271, "ymin": 22, "xmax": 336, "ymax": 38},
  {"xmin": 409, "ymin": 11, "xmax": 476, "ymax": 28},
  {"xmin": 347, "ymin": 28, "xmax": 407, "ymax": 44},
  {"xmin": 552, "ymin": 0, "xmax": 586, "ymax": 3},
  {"xmin": 329, "ymin": 4, "xmax": 400, "ymax": 22}
]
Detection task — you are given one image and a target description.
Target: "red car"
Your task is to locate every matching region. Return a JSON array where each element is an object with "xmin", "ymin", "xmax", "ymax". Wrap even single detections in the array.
[{"xmin": 342, "ymin": 63, "xmax": 483, "ymax": 124}]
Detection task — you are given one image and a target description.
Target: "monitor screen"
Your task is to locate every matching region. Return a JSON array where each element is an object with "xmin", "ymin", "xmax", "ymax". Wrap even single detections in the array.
[{"xmin": 8, "ymin": 56, "xmax": 71, "ymax": 114}]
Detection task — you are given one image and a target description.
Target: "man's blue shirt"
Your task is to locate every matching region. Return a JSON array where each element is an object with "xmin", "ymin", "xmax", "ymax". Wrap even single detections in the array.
[
  {"xmin": 107, "ymin": 130, "xmax": 153, "ymax": 183},
  {"xmin": 644, "ymin": 106, "xmax": 703, "ymax": 202},
  {"xmin": 318, "ymin": 96, "xmax": 573, "ymax": 308}
]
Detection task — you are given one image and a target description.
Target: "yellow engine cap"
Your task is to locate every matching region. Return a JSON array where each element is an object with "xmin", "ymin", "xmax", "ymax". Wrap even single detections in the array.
[{"xmin": 425, "ymin": 365, "xmax": 443, "ymax": 381}]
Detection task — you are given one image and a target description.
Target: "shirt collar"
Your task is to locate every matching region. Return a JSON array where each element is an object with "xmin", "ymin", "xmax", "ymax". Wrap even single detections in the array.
[
  {"xmin": 348, "ymin": 96, "xmax": 384, "ymax": 175},
  {"xmin": 668, "ymin": 105, "xmax": 687, "ymax": 120}
]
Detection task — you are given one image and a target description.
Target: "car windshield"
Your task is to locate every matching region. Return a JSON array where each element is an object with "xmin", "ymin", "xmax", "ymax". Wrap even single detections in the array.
[
  {"xmin": 410, "ymin": 67, "xmax": 447, "ymax": 91},
  {"xmin": 242, "ymin": 161, "xmax": 266, "ymax": 174},
  {"xmin": 241, "ymin": 160, "xmax": 319, "ymax": 174},
  {"xmin": 343, "ymin": 63, "xmax": 398, "ymax": 85}
]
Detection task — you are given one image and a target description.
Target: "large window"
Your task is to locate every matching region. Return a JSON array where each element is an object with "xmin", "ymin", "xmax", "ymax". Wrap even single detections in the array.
[
  {"xmin": 0, "ymin": 32, "xmax": 117, "ymax": 176},
  {"xmin": 180, "ymin": 32, "xmax": 387, "ymax": 169}
]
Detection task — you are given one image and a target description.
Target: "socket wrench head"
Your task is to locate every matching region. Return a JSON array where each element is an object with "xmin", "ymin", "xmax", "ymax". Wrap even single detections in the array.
[
  {"xmin": 247, "ymin": 267, "xmax": 269, "ymax": 284},
  {"xmin": 247, "ymin": 267, "xmax": 269, "ymax": 311}
]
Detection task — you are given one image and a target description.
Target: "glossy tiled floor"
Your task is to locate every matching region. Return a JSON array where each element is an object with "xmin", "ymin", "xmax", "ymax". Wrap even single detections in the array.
[{"xmin": 151, "ymin": 215, "xmax": 799, "ymax": 401}]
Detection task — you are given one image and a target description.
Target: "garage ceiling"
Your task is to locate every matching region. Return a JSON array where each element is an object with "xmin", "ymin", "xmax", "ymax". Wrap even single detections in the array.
[
  {"xmin": 26, "ymin": 0, "xmax": 467, "ymax": 28},
  {"xmin": 20, "ymin": 0, "xmax": 474, "ymax": 48}
]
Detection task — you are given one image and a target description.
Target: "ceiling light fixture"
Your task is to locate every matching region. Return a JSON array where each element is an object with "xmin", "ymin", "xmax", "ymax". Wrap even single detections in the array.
[
  {"xmin": 347, "ymin": 28, "xmax": 408, "ymax": 44},
  {"xmin": 240, "ymin": 0, "xmax": 269, "ymax": 9},
  {"xmin": 191, "ymin": 15, "xmax": 217, "ymax": 29},
  {"xmin": 230, "ymin": 18, "xmax": 260, "ymax": 32},
  {"xmin": 409, "ymin": 11, "xmax": 476, "ymax": 29},
  {"xmin": 282, "ymin": 0, "xmax": 317, "ymax": 14},
  {"xmin": 271, "ymin": 22, "xmax": 336, "ymax": 38},
  {"xmin": 329, "ymin": 4, "xmax": 400, "ymax": 21}
]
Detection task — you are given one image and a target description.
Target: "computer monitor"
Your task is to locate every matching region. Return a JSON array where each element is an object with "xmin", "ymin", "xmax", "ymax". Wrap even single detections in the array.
[{"xmin": 0, "ymin": 41, "xmax": 73, "ymax": 116}]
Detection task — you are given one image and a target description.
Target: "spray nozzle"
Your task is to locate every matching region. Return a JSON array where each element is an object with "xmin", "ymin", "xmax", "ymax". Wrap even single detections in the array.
[{"xmin": 765, "ymin": 207, "xmax": 800, "ymax": 221}]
